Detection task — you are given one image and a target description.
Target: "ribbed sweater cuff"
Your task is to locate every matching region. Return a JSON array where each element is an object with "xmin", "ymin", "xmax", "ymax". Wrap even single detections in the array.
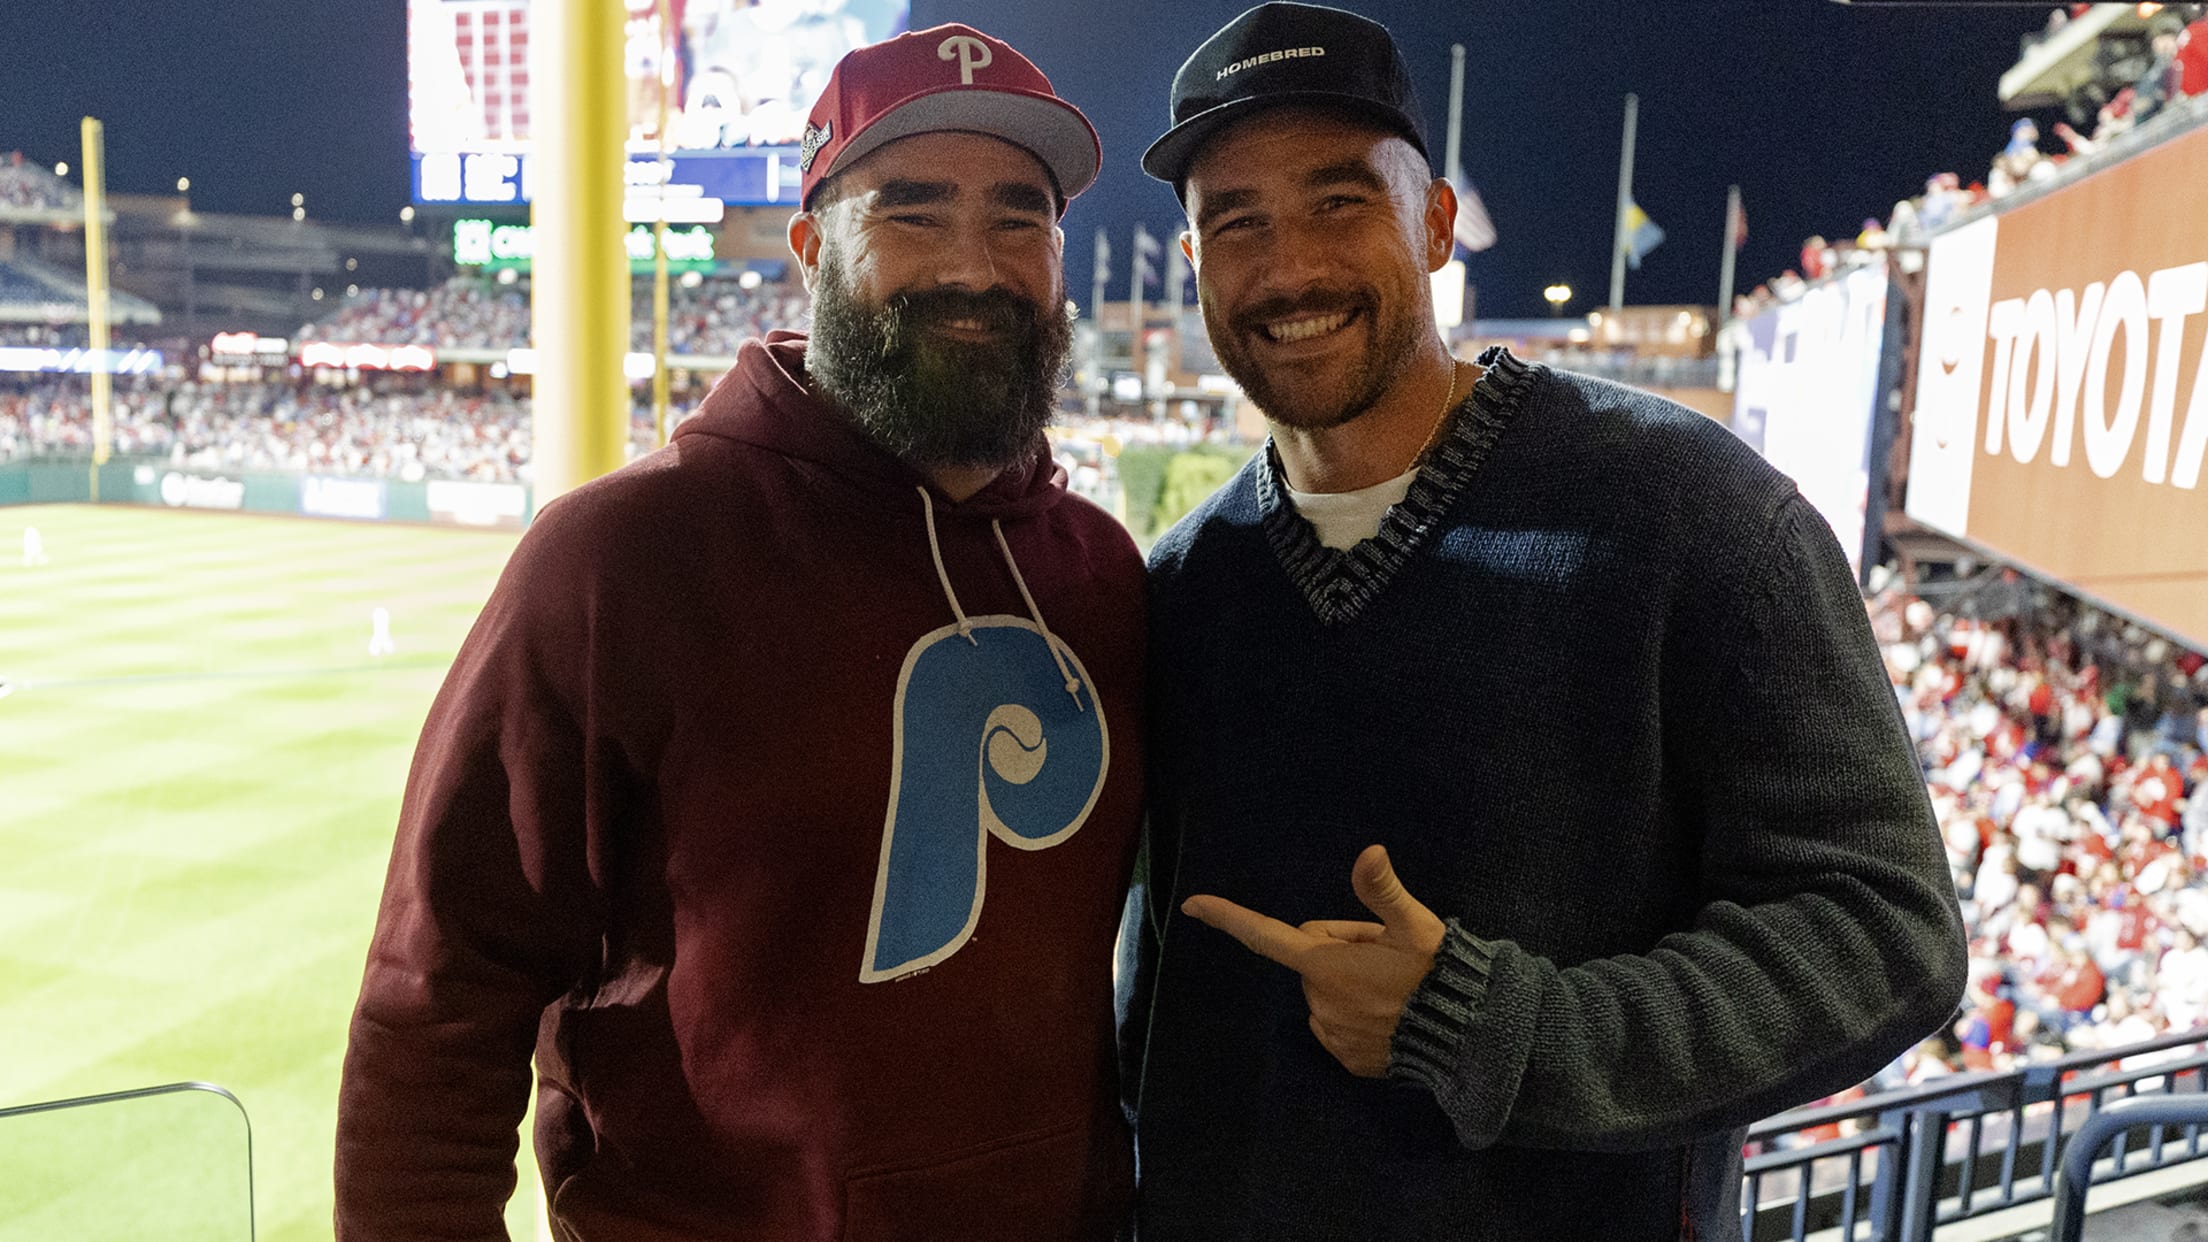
[{"xmin": 1389, "ymin": 920, "xmax": 1496, "ymax": 1092}]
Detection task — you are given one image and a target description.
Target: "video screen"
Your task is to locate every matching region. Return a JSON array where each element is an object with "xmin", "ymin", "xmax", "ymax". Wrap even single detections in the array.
[{"xmin": 407, "ymin": 0, "xmax": 910, "ymax": 205}]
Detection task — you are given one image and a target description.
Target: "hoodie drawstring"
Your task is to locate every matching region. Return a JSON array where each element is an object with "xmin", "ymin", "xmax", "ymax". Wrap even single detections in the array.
[
  {"xmin": 992, "ymin": 519, "xmax": 1085, "ymax": 712},
  {"xmin": 914, "ymin": 485, "xmax": 1086, "ymax": 712},
  {"xmin": 918, "ymin": 486, "xmax": 977, "ymax": 645}
]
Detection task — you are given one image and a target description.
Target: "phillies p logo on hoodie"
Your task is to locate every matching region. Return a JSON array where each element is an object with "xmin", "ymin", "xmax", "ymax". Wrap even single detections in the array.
[{"xmin": 861, "ymin": 616, "xmax": 1108, "ymax": 982}]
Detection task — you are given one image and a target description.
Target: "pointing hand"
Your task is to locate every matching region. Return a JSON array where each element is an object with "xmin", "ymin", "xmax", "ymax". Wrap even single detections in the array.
[{"xmin": 1182, "ymin": 845, "xmax": 1446, "ymax": 1078}]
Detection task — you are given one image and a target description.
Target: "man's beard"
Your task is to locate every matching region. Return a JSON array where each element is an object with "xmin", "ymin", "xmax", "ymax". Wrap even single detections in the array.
[
  {"xmin": 805, "ymin": 254, "xmax": 1072, "ymax": 472},
  {"xmin": 1203, "ymin": 284, "xmax": 1422, "ymax": 431}
]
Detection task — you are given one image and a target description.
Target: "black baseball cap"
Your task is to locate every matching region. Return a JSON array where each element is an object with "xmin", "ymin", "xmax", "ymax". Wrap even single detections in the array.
[{"xmin": 1141, "ymin": 2, "xmax": 1429, "ymax": 189}]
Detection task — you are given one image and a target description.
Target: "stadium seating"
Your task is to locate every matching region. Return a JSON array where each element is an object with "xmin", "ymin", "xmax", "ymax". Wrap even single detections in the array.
[
  {"xmin": 295, "ymin": 271, "xmax": 810, "ymax": 358},
  {"xmin": 0, "ymin": 376, "xmax": 695, "ymax": 482}
]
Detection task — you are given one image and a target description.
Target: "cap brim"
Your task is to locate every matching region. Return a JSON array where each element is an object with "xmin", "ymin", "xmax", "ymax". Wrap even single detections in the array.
[
  {"xmin": 1141, "ymin": 91, "xmax": 1427, "ymax": 187},
  {"xmin": 821, "ymin": 87, "xmax": 1101, "ymax": 210}
]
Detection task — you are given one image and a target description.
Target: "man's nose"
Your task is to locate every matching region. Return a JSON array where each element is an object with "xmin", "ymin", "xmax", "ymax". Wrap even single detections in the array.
[
  {"xmin": 1250, "ymin": 217, "xmax": 1340, "ymax": 295},
  {"xmin": 927, "ymin": 221, "xmax": 1005, "ymax": 292}
]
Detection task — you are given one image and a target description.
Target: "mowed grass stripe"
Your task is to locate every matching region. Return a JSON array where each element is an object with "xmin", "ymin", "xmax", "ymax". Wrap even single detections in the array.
[{"xmin": 0, "ymin": 503, "xmax": 526, "ymax": 1241}]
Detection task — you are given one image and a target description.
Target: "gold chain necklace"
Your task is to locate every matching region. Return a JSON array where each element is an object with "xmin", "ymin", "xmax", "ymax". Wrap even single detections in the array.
[{"xmin": 1410, "ymin": 359, "xmax": 1465, "ymax": 471}]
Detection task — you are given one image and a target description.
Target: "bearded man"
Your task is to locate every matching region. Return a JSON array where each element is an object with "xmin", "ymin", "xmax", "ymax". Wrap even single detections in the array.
[{"xmin": 336, "ymin": 24, "xmax": 1144, "ymax": 1241}]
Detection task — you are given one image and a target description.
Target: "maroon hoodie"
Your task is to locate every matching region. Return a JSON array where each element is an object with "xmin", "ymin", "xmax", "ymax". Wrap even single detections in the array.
[{"xmin": 337, "ymin": 333, "xmax": 1145, "ymax": 1240}]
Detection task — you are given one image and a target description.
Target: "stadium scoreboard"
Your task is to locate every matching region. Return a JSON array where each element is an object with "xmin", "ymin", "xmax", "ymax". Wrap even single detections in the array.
[{"xmin": 407, "ymin": 0, "xmax": 909, "ymax": 208}]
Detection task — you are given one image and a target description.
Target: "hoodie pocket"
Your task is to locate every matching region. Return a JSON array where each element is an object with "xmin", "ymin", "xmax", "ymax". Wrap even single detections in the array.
[{"xmin": 841, "ymin": 1116, "xmax": 1121, "ymax": 1242}]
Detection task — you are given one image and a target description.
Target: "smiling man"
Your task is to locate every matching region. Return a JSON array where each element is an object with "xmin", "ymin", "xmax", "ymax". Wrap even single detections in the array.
[
  {"xmin": 337, "ymin": 24, "xmax": 1145, "ymax": 1241},
  {"xmin": 1116, "ymin": 5, "xmax": 1969, "ymax": 1239}
]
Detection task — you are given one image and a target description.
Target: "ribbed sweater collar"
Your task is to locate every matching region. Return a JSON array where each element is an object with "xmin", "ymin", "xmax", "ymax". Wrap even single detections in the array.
[{"xmin": 1256, "ymin": 345, "xmax": 1538, "ymax": 625}]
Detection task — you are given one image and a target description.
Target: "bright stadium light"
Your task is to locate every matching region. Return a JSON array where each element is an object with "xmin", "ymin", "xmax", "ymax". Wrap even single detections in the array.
[
  {"xmin": 346, "ymin": 284, "xmax": 360, "ymax": 297},
  {"xmin": 292, "ymin": 206, "xmax": 306, "ymax": 222},
  {"xmin": 291, "ymin": 192, "xmax": 305, "ymax": 208},
  {"xmin": 54, "ymin": 162, "xmax": 68, "ymax": 177},
  {"xmin": 312, "ymin": 287, "xmax": 325, "ymax": 300},
  {"xmin": 176, "ymin": 176, "xmax": 190, "ymax": 192},
  {"xmin": 399, "ymin": 206, "xmax": 416, "ymax": 224},
  {"xmin": 1544, "ymin": 283, "xmax": 1573, "ymax": 316},
  {"xmin": 345, "ymin": 258, "xmax": 358, "ymax": 271}
]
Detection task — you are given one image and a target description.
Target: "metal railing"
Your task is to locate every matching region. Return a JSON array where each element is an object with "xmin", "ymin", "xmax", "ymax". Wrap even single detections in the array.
[
  {"xmin": 1743, "ymin": 1028, "xmax": 2208, "ymax": 1241},
  {"xmin": 2047, "ymin": 1092, "xmax": 2208, "ymax": 1242}
]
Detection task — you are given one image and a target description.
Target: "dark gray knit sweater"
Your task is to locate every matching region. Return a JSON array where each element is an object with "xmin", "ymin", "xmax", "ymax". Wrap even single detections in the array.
[{"xmin": 1118, "ymin": 347, "xmax": 1969, "ymax": 1242}]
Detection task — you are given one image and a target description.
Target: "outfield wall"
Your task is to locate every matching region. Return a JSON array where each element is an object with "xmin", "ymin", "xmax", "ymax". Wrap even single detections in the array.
[{"xmin": 0, "ymin": 457, "xmax": 532, "ymax": 531}]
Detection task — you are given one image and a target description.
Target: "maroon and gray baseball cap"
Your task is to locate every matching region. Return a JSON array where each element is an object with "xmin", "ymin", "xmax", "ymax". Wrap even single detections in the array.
[
  {"xmin": 797, "ymin": 22, "xmax": 1101, "ymax": 213},
  {"xmin": 1142, "ymin": 2, "xmax": 1429, "ymax": 189}
]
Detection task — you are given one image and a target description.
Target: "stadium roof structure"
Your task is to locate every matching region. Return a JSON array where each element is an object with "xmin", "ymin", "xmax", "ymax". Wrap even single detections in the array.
[
  {"xmin": 0, "ymin": 255, "xmax": 161, "ymax": 326},
  {"xmin": 1998, "ymin": 4, "xmax": 2160, "ymax": 111},
  {"xmin": 0, "ymin": 155, "xmax": 95, "ymax": 227}
]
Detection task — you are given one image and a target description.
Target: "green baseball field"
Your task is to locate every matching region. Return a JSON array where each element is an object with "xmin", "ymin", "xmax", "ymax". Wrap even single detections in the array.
[{"xmin": 0, "ymin": 503, "xmax": 541, "ymax": 1241}]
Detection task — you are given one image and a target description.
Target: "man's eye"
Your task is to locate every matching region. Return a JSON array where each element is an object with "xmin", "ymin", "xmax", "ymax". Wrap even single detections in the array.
[{"xmin": 1213, "ymin": 216, "xmax": 1256, "ymax": 235}]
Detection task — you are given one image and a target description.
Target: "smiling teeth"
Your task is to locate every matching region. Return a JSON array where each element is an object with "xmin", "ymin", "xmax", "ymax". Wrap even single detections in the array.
[{"xmin": 1266, "ymin": 311, "xmax": 1351, "ymax": 342}]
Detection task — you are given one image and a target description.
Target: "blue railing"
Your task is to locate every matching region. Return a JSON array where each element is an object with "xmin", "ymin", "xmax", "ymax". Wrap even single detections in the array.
[
  {"xmin": 1745, "ymin": 1028, "xmax": 2208, "ymax": 1241},
  {"xmin": 2048, "ymin": 1092, "xmax": 2208, "ymax": 1242}
]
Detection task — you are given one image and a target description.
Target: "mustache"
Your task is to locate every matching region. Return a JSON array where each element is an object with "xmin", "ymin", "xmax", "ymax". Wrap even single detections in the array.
[
  {"xmin": 1231, "ymin": 288, "xmax": 1372, "ymax": 335},
  {"xmin": 880, "ymin": 286, "xmax": 1041, "ymax": 351}
]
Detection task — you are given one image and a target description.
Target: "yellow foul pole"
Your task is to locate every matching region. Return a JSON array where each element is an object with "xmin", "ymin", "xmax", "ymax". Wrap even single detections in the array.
[
  {"xmin": 81, "ymin": 117, "xmax": 112, "ymax": 500},
  {"xmin": 652, "ymin": 0, "xmax": 674, "ymax": 448},
  {"xmin": 530, "ymin": 0, "xmax": 632, "ymax": 509}
]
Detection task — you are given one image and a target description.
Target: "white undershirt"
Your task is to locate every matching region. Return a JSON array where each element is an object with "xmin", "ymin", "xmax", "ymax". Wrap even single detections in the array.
[{"xmin": 1284, "ymin": 464, "xmax": 1421, "ymax": 551}]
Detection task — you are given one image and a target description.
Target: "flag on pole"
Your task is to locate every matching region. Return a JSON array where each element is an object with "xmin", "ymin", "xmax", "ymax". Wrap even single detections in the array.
[
  {"xmin": 1164, "ymin": 238, "xmax": 1190, "ymax": 307},
  {"xmin": 1623, "ymin": 201, "xmax": 1665, "ymax": 270},
  {"xmin": 1726, "ymin": 194, "xmax": 1748, "ymax": 249},
  {"xmin": 1093, "ymin": 228, "xmax": 1111, "ymax": 285},
  {"xmin": 1447, "ymin": 157, "xmax": 1497, "ymax": 254},
  {"xmin": 1133, "ymin": 224, "xmax": 1162, "ymax": 289}
]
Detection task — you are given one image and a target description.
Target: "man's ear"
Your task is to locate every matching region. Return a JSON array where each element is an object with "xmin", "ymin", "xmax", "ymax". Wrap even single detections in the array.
[
  {"xmin": 1424, "ymin": 178, "xmax": 1458, "ymax": 274},
  {"xmin": 788, "ymin": 209, "xmax": 826, "ymax": 293},
  {"xmin": 1179, "ymin": 229, "xmax": 1196, "ymax": 270}
]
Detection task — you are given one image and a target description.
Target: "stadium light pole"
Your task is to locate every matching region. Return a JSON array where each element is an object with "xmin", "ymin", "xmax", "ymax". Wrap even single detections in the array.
[{"xmin": 530, "ymin": 0, "xmax": 631, "ymax": 508}]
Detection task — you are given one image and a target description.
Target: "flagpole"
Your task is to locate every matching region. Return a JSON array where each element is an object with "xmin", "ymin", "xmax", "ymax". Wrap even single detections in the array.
[
  {"xmin": 1718, "ymin": 184, "xmax": 1741, "ymax": 322},
  {"xmin": 1128, "ymin": 226, "xmax": 1146, "ymax": 390},
  {"xmin": 1090, "ymin": 228, "xmax": 1107, "ymax": 419},
  {"xmin": 1609, "ymin": 93, "xmax": 1637, "ymax": 312},
  {"xmin": 1444, "ymin": 44, "xmax": 1465, "ymax": 178}
]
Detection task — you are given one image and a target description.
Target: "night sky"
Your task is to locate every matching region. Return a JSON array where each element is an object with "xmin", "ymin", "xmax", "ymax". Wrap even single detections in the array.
[{"xmin": 0, "ymin": 1, "xmax": 2045, "ymax": 318}]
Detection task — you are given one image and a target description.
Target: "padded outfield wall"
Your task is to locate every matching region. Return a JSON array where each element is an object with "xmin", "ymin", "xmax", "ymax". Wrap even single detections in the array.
[{"xmin": 0, "ymin": 458, "xmax": 531, "ymax": 531}]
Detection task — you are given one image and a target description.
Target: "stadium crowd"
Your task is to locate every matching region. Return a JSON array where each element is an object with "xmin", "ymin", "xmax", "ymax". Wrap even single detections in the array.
[
  {"xmin": 1865, "ymin": 580, "xmax": 2208, "ymax": 1081},
  {"xmin": 0, "ymin": 323, "xmax": 92, "ymax": 348},
  {"xmin": 297, "ymin": 272, "xmax": 811, "ymax": 358},
  {"xmin": 0, "ymin": 377, "xmax": 696, "ymax": 483}
]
